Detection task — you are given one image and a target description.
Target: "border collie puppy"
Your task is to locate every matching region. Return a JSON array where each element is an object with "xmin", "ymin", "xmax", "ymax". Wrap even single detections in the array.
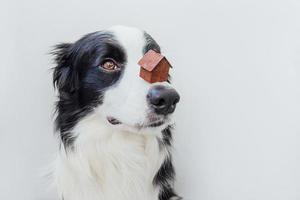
[{"xmin": 51, "ymin": 25, "xmax": 181, "ymax": 200}]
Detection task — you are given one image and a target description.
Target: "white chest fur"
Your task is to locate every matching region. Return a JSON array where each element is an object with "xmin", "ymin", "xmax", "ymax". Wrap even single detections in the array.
[{"xmin": 54, "ymin": 115, "xmax": 168, "ymax": 200}]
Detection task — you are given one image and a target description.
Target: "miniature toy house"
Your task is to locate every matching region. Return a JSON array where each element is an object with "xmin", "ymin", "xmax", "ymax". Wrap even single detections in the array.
[{"xmin": 138, "ymin": 50, "xmax": 171, "ymax": 83}]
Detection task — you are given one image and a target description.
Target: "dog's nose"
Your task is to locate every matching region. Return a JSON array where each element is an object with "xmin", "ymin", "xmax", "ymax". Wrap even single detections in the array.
[{"xmin": 147, "ymin": 85, "xmax": 180, "ymax": 115}]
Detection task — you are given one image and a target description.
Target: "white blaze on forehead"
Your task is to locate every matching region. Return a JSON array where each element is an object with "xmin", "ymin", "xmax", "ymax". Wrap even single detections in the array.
[
  {"xmin": 108, "ymin": 25, "xmax": 146, "ymax": 83},
  {"xmin": 99, "ymin": 26, "xmax": 152, "ymax": 126},
  {"xmin": 108, "ymin": 25, "xmax": 144, "ymax": 59}
]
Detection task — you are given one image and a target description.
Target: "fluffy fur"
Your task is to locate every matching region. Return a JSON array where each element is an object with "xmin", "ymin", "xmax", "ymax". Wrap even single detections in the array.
[{"xmin": 51, "ymin": 26, "xmax": 181, "ymax": 200}]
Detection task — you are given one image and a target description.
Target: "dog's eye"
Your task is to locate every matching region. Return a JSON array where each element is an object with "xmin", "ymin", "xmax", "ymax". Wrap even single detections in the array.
[{"xmin": 100, "ymin": 59, "xmax": 120, "ymax": 71}]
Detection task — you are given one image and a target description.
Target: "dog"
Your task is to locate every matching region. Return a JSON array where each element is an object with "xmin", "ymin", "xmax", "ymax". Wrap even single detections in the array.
[{"xmin": 51, "ymin": 25, "xmax": 181, "ymax": 200}]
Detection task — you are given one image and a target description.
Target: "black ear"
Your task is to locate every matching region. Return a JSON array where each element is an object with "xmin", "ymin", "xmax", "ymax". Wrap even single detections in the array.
[{"xmin": 51, "ymin": 43, "xmax": 78, "ymax": 94}]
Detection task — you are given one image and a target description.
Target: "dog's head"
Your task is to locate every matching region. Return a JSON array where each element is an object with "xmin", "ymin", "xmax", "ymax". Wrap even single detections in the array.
[{"xmin": 52, "ymin": 26, "xmax": 180, "ymax": 146}]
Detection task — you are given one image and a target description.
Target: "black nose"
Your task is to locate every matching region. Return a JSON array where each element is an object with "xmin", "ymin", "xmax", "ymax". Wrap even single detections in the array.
[{"xmin": 147, "ymin": 85, "xmax": 180, "ymax": 115}]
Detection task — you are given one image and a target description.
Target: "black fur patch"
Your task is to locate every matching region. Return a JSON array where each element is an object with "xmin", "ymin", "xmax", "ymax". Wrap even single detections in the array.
[
  {"xmin": 153, "ymin": 156, "xmax": 175, "ymax": 187},
  {"xmin": 51, "ymin": 31, "xmax": 127, "ymax": 148},
  {"xmin": 158, "ymin": 187, "xmax": 180, "ymax": 200},
  {"xmin": 161, "ymin": 125, "xmax": 173, "ymax": 146},
  {"xmin": 154, "ymin": 126, "xmax": 181, "ymax": 200},
  {"xmin": 154, "ymin": 155, "xmax": 180, "ymax": 200},
  {"xmin": 143, "ymin": 32, "xmax": 161, "ymax": 54}
]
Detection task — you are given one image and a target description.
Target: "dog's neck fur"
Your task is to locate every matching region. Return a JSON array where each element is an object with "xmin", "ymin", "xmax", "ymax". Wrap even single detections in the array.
[{"xmin": 54, "ymin": 113, "xmax": 170, "ymax": 200}]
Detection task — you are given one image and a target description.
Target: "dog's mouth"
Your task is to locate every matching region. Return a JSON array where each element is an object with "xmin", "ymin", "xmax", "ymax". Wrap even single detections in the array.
[
  {"xmin": 107, "ymin": 116, "xmax": 122, "ymax": 125},
  {"xmin": 106, "ymin": 116, "xmax": 166, "ymax": 128}
]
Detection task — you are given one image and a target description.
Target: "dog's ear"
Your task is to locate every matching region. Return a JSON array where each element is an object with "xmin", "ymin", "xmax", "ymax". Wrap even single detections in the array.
[{"xmin": 52, "ymin": 43, "xmax": 78, "ymax": 94}]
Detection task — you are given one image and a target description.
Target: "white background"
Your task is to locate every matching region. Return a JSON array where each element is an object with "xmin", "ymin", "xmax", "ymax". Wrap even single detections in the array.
[{"xmin": 0, "ymin": 0, "xmax": 299, "ymax": 200}]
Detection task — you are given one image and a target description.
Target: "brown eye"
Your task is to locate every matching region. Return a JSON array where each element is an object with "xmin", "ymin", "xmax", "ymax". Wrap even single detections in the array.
[{"xmin": 101, "ymin": 59, "xmax": 119, "ymax": 71}]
